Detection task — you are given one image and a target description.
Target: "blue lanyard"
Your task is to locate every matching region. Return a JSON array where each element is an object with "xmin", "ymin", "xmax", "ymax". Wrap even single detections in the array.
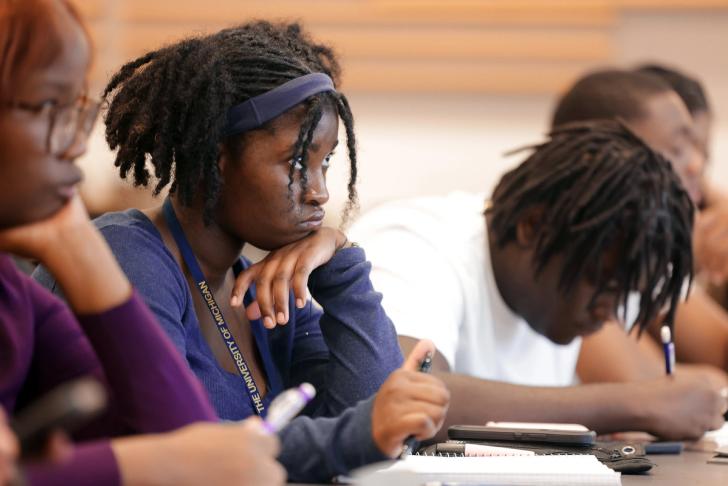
[{"xmin": 162, "ymin": 198, "xmax": 270, "ymax": 415}]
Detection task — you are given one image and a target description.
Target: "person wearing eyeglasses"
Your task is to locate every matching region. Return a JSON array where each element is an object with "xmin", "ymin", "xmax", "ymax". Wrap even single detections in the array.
[{"xmin": 0, "ymin": 1, "xmax": 287, "ymax": 485}]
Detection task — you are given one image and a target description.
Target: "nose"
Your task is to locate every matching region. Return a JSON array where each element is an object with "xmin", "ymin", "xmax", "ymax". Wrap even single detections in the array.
[
  {"xmin": 304, "ymin": 167, "xmax": 329, "ymax": 206},
  {"xmin": 61, "ymin": 129, "xmax": 90, "ymax": 161},
  {"xmin": 685, "ymin": 148, "xmax": 706, "ymax": 177}
]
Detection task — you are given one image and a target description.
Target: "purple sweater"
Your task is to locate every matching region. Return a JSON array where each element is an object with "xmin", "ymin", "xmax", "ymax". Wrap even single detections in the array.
[{"xmin": 0, "ymin": 254, "xmax": 216, "ymax": 486}]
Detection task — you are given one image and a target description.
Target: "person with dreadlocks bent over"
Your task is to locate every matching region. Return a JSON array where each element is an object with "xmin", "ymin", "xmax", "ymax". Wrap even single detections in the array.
[
  {"xmin": 551, "ymin": 69, "xmax": 728, "ymax": 392},
  {"xmin": 350, "ymin": 120, "xmax": 727, "ymax": 441}
]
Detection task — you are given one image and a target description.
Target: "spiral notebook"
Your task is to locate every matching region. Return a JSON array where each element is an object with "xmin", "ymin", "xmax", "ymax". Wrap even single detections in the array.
[{"xmin": 364, "ymin": 454, "xmax": 622, "ymax": 485}]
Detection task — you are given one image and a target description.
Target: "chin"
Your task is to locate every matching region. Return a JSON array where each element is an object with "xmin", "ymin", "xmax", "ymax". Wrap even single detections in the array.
[
  {"xmin": 547, "ymin": 332, "xmax": 578, "ymax": 346},
  {"xmin": 0, "ymin": 197, "xmax": 63, "ymax": 229},
  {"xmin": 248, "ymin": 231, "xmax": 306, "ymax": 252},
  {"xmin": 538, "ymin": 324, "xmax": 580, "ymax": 345}
]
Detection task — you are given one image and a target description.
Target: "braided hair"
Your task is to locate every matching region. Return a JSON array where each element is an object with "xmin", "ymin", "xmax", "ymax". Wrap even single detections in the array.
[
  {"xmin": 488, "ymin": 121, "xmax": 694, "ymax": 332},
  {"xmin": 103, "ymin": 21, "xmax": 358, "ymax": 222}
]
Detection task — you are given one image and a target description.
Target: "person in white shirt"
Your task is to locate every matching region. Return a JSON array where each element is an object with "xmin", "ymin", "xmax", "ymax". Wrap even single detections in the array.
[
  {"xmin": 551, "ymin": 69, "xmax": 728, "ymax": 390},
  {"xmin": 351, "ymin": 120, "xmax": 727, "ymax": 441}
]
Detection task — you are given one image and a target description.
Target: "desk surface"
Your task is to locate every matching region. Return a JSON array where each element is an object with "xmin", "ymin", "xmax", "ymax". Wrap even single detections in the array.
[
  {"xmin": 290, "ymin": 451, "xmax": 727, "ymax": 485},
  {"xmin": 623, "ymin": 451, "xmax": 725, "ymax": 485}
]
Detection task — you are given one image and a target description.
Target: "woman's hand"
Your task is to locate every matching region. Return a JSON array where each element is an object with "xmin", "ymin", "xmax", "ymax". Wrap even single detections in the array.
[
  {"xmin": 113, "ymin": 418, "xmax": 286, "ymax": 486},
  {"xmin": 0, "ymin": 193, "xmax": 132, "ymax": 314},
  {"xmin": 370, "ymin": 340, "xmax": 450, "ymax": 457},
  {"xmin": 231, "ymin": 227, "xmax": 347, "ymax": 328},
  {"xmin": 0, "ymin": 194, "xmax": 92, "ymax": 264}
]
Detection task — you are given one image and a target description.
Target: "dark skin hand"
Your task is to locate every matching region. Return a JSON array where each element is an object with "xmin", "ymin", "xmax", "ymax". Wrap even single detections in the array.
[
  {"xmin": 371, "ymin": 340, "xmax": 450, "ymax": 457},
  {"xmin": 399, "ymin": 336, "xmax": 727, "ymax": 442}
]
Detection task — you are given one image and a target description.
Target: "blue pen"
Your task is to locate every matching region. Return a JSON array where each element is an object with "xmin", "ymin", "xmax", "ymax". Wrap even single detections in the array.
[
  {"xmin": 660, "ymin": 325, "xmax": 675, "ymax": 375},
  {"xmin": 399, "ymin": 352, "xmax": 434, "ymax": 458}
]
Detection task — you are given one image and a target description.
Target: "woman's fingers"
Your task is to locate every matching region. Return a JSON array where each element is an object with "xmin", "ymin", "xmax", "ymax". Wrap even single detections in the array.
[
  {"xmin": 402, "ymin": 339, "xmax": 436, "ymax": 371},
  {"xmin": 231, "ymin": 264, "xmax": 260, "ymax": 307}
]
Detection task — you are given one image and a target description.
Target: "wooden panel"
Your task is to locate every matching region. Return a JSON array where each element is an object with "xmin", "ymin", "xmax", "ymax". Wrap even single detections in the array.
[
  {"xmin": 339, "ymin": 60, "xmax": 601, "ymax": 94},
  {"xmin": 615, "ymin": 0, "xmax": 728, "ymax": 8},
  {"xmin": 119, "ymin": 0, "xmax": 616, "ymax": 27},
  {"xmin": 318, "ymin": 28, "xmax": 612, "ymax": 62},
  {"xmin": 114, "ymin": 25, "xmax": 220, "ymax": 61},
  {"xmin": 115, "ymin": 24, "xmax": 612, "ymax": 64}
]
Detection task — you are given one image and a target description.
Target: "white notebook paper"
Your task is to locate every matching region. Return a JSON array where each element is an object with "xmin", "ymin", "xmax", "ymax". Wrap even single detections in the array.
[{"xmin": 361, "ymin": 454, "xmax": 621, "ymax": 486}]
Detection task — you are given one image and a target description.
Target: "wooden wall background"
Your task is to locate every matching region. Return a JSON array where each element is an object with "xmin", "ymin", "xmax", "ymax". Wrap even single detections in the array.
[{"xmin": 72, "ymin": 0, "xmax": 728, "ymax": 95}]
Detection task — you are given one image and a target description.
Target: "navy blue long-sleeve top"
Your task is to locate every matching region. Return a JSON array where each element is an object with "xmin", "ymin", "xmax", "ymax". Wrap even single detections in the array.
[{"xmin": 34, "ymin": 209, "xmax": 403, "ymax": 482}]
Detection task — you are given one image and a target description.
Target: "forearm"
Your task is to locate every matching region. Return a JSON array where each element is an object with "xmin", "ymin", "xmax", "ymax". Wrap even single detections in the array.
[
  {"xmin": 24, "ymin": 441, "xmax": 120, "ymax": 486},
  {"xmin": 672, "ymin": 288, "xmax": 728, "ymax": 372},
  {"xmin": 77, "ymin": 295, "xmax": 216, "ymax": 431},
  {"xmin": 40, "ymin": 225, "xmax": 131, "ymax": 314},
  {"xmin": 307, "ymin": 247, "xmax": 403, "ymax": 413},
  {"xmin": 435, "ymin": 373, "xmax": 649, "ymax": 442},
  {"xmin": 577, "ymin": 324, "xmax": 663, "ymax": 383},
  {"xmin": 278, "ymin": 397, "xmax": 386, "ymax": 483},
  {"xmin": 111, "ymin": 435, "xmax": 171, "ymax": 486}
]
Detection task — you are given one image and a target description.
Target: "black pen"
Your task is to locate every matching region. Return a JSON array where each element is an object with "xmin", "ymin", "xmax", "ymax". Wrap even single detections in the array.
[{"xmin": 399, "ymin": 352, "xmax": 433, "ymax": 458}]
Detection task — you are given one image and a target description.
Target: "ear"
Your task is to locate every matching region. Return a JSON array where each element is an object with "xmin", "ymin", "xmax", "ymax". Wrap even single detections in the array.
[
  {"xmin": 515, "ymin": 206, "xmax": 545, "ymax": 248},
  {"xmin": 217, "ymin": 142, "xmax": 231, "ymax": 176}
]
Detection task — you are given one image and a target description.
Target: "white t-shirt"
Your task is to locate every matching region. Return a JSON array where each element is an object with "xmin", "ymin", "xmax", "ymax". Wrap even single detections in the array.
[{"xmin": 350, "ymin": 192, "xmax": 581, "ymax": 387}]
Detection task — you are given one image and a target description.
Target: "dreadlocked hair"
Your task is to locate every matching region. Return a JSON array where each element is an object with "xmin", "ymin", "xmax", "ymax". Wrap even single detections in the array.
[
  {"xmin": 102, "ymin": 20, "xmax": 358, "ymax": 223},
  {"xmin": 488, "ymin": 120, "xmax": 694, "ymax": 333}
]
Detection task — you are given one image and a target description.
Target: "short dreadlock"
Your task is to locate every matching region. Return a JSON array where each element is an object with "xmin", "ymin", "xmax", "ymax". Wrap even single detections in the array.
[
  {"xmin": 488, "ymin": 120, "xmax": 694, "ymax": 332},
  {"xmin": 102, "ymin": 20, "xmax": 358, "ymax": 222}
]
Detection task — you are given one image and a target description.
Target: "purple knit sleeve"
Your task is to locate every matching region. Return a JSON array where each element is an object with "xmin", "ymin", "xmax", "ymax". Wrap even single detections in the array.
[
  {"xmin": 75, "ymin": 291, "xmax": 217, "ymax": 430},
  {"xmin": 24, "ymin": 441, "xmax": 119, "ymax": 486}
]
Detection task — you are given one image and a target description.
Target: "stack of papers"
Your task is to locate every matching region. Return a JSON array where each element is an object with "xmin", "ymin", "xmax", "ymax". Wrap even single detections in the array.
[{"xmin": 356, "ymin": 454, "xmax": 621, "ymax": 485}]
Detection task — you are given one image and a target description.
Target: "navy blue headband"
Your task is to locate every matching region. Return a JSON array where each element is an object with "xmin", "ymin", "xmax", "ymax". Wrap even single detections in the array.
[{"xmin": 223, "ymin": 73, "xmax": 336, "ymax": 137}]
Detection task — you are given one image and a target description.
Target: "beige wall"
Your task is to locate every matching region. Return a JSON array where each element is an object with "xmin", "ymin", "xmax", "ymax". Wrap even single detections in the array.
[{"xmin": 74, "ymin": 2, "xmax": 728, "ymax": 228}]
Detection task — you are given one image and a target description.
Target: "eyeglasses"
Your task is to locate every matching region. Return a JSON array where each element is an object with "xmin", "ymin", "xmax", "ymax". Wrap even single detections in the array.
[{"xmin": 4, "ymin": 94, "xmax": 101, "ymax": 156}]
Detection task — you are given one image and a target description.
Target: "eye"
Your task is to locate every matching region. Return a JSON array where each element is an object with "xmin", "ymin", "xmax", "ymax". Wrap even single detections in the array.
[{"xmin": 322, "ymin": 152, "xmax": 335, "ymax": 169}]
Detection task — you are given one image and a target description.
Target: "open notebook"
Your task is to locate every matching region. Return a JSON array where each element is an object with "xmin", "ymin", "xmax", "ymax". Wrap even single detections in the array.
[{"xmin": 357, "ymin": 454, "xmax": 621, "ymax": 485}]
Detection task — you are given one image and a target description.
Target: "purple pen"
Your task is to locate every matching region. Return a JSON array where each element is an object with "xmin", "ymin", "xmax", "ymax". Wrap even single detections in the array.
[{"xmin": 263, "ymin": 382, "xmax": 316, "ymax": 433}]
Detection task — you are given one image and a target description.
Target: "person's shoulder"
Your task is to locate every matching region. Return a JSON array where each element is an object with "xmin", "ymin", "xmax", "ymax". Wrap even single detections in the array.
[
  {"xmin": 350, "ymin": 191, "xmax": 486, "ymax": 257},
  {"xmin": 93, "ymin": 209, "xmax": 183, "ymax": 288},
  {"xmin": 3, "ymin": 254, "xmax": 67, "ymax": 320},
  {"xmin": 94, "ymin": 209, "xmax": 167, "ymax": 256},
  {"xmin": 352, "ymin": 192, "xmax": 485, "ymax": 233},
  {"xmin": 0, "ymin": 253, "xmax": 31, "ymax": 296},
  {"xmin": 94, "ymin": 208, "xmax": 157, "ymax": 237}
]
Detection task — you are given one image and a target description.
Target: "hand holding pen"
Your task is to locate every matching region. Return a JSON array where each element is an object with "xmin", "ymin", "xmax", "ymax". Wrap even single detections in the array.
[
  {"xmin": 370, "ymin": 339, "xmax": 450, "ymax": 458},
  {"xmin": 400, "ymin": 352, "xmax": 433, "ymax": 457}
]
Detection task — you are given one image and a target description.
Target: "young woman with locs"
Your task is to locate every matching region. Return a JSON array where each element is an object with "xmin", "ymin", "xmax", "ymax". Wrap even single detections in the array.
[{"xmin": 34, "ymin": 20, "xmax": 450, "ymax": 482}]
